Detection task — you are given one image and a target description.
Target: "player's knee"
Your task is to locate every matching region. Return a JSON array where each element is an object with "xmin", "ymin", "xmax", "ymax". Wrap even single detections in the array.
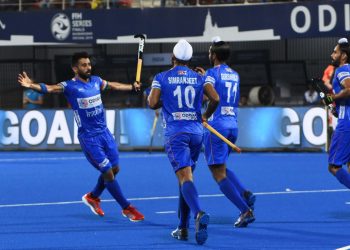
[
  {"xmin": 209, "ymin": 164, "xmax": 226, "ymax": 182},
  {"xmin": 103, "ymin": 168, "xmax": 115, "ymax": 182},
  {"xmin": 112, "ymin": 166, "xmax": 120, "ymax": 175},
  {"xmin": 176, "ymin": 167, "xmax": 193, "ymax": 184},
  {"xmin": 328, "ymin": 164, "xmax": 341, "ymax": 175}
]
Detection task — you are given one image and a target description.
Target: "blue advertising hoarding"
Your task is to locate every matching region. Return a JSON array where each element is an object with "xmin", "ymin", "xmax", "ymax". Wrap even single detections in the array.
[
  {"xmin": 0, "ymin": 107, "xmax": 327, "ymax": 151},
  {"xmin": 0, "ymin": 1, "xmax": 349, "ymax": 45}
]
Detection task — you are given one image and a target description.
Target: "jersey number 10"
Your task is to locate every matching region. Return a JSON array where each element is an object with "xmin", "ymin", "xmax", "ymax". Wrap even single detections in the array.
[{"xmin": 173, "ymin": 85, "xmax": 196, "ymax": 109}]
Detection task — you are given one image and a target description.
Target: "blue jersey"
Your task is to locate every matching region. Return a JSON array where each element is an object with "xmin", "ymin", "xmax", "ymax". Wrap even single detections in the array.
[
  {"xmin": 333, "ymin": 64, "xmax": 350, "ymax": 132},
  {"xmin": 24, "ymin": 89, "xmax": 44, "ymax": 109},
  {"xmin": 59, "ymin": 76, "xmax": 107, "ymax": 137},
  {"xmin": 152, "ymin": 65, "xmax": 205, "ymax": 136},
  {"xmin": 204, "ymin": 64, "xmax": 240, "ymax": 130}
]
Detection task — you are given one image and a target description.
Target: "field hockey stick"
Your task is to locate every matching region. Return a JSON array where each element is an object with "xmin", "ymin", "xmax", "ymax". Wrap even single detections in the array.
[
  {"xmin": 149, "ymin": 112, "xmax": 159, "ymax": 153},
  {"xmin": 134, "ymin": 34, "xmax": 146, "ymax": 83},
  {"xmin": 202, "ymin": 121, "xmax": 242, "ymax": 153}
]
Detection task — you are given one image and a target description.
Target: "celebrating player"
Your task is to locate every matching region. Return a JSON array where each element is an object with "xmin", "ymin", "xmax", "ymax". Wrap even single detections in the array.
[
  {"xmin": 148, "ymin": 39, "xmax": 219, "ymax": 245},
  {"xmin": 326, "ymin": 38, "xmax": 350, "ymax": 189},
  {"xmin": 18, "ymin": 51, "xmax": 144, "ymax": 222},
  {"xmin": 198, "ymin": 37, "xmax": 255, "ymax": 228}
]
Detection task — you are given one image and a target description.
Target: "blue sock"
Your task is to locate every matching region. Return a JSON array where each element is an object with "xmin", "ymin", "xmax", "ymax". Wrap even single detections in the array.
[
  {"xmin": 226, "ymin": 168, "xmax": 246, "ymax": 196},
  {"xmin": 218, "ymin": 177, "xmax": 249, "ymax": 213},
  {"xmin": 178, "ymin": 185, "xmax": 190, "ymax": 229},
  {"xmin": 91, "ymin": 174, "xmax": 105, "ymax": 198},
  {"xmin": 335, "ymin": 168, "xmax": 350, "ymax": 189},
  {"xmin": 105, "ymin": 179, "xmax": 130, "ymax": 209},
  {"xmin": 181, "ymin": 181, "xmax": 201, "ymax": 218}
]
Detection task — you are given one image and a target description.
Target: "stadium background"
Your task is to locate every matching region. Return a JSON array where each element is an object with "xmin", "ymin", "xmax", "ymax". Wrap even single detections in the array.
[
  {"xmin": 0, "ymin": 1, "xmax": 350, "ymax": 250},
  {"xmin": 1, "ymin": 0, "xmax": 348, "ymax": 151}
]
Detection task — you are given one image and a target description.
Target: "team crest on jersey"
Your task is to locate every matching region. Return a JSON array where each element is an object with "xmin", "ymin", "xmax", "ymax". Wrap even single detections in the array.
[{"xmin": 178, "ymin": 70, "xmax": 187, "ymax": 75}]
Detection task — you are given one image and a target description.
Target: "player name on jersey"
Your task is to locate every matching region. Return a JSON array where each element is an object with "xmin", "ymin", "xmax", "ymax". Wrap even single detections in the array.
[
  {"xmin": 221, "ymin": 73, "xmax": 238, "ymax": 81},
  {"xmin": 168, "ymin": 77, "xmax": 197, "ymax": 85}
]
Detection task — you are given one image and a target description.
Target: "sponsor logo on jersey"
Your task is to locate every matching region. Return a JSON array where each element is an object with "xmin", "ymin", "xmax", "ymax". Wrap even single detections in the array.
[
  {"xmin": 178, "ymin": 70, "xmax": 187, "ymax": 75},
  {"xmin": 77, "ymin": 94, "xmax": 102, "ymax": 109},
  {"xmin": 225, "ymin": 67, "xmax": 233, "ymax": 72},
  {"xmin": 221, "ymin": 106, "xmax": 235, "ymax": 116},
  {"xmin": 172, "ymin": 112, "xmax": 197, "ymax": 121},
  {"xmin": 86, "ymin": 106, "xmax": 103, "ymax": 117}
]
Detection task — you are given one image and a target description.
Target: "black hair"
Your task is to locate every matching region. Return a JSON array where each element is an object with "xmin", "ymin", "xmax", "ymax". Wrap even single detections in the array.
[
  {"xmin": 172, "ymin": 55, "xmax": 190, "ymax": 65},
  {"xmin": 210, "ymin": 41, "xmax": 230, "ymax": 62},
  {"xmin": 71, "ymin": 52, "xmax": 90, "ymax": 67},
  {"xmin": 338, "ymin": 38, "xmax": 350, "ymax": 63}
]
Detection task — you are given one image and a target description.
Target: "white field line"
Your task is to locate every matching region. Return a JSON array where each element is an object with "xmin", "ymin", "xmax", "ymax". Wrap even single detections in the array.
[
  {"xmin": 0, "ymin": 188, "xmax": 348, "ymax": 209},
  {"xmin": 336, "ymin": 245, "xmax": 350, "ymax": 250},
  {"xmin": 0, "ymin": 153, "xmax": 166, "ymax": 162},
  {"xmin": 155, "ymin": 211, "xmax": 176, "ymax": 214}
]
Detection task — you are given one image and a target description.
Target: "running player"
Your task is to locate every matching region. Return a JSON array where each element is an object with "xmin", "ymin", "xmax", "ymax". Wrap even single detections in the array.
[
  {"xmin": 326, "ymin": 38, "xmax": 350, "ymax": 189},
  {"xmin": 148, "ymin": 39, "xmax": 219, "ymax": 245},
  {"xmin": 17, "ymin": 52, "xmax": 144, "ymax": 222},
  {"xmin": 199, "ymin": 37, "xmax": 255, "ymax": 228}
]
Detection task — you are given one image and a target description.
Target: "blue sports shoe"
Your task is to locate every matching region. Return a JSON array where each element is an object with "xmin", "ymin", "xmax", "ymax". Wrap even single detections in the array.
[
  {"xmin": 234, "ymin": 209, "xmax": 255, "ymax": 228},
  {"xmin": 244, "ymin": 191, "xmax": 256, "ymax": 210},
  {"xmin": 195, "ymin": 211, "xmax": 209, "ymax": 245}
]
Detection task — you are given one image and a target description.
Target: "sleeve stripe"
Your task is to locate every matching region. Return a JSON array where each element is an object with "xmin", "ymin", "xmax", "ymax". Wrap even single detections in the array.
[{"xmin": 204, "ymin": 82, "xmax": 213, "ymax": 87}]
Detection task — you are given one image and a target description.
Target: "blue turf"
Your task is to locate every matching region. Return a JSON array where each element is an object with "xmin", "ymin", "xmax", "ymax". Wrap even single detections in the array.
[{"xmin": 0, "ymin": 152, "xmax": 349, "ymax": 249}]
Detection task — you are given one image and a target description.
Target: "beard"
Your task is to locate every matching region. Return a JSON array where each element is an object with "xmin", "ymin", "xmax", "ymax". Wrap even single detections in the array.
[
  {"xmin": 331, "ymin": 59, "xmax": 340, "ymax": 67},
  {"xmin": 78, "ymin": 71, "xmax": 91, "ymax": 80}
]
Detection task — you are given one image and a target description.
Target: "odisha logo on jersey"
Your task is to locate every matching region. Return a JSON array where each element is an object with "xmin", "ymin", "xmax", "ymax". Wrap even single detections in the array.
[
  {"xmin": 51, "ymin": 13, "xmax": 71, "ymax": 41},
  {"xmin": 80, "ymin": 99, "xmax": 89, "ymax": 108},
  {"xmin": 178, "ymin": 70, "xmax": 187, "ymax": 75}
]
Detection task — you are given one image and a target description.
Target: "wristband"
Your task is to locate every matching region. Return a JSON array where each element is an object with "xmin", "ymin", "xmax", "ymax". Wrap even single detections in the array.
[
  {"xmin": 39, "ymin": 83, "xmax": 48, "ymax": 94},
  {"xmin": 131, "ymin": 83, "xmax": 136, "ymax": 92}
]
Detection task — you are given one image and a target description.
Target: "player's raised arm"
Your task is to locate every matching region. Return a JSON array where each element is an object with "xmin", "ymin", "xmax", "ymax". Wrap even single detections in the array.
[
  {"xmin": 18, "ymin": 71, "xmax": 63, "ymax": 94},
  {"xmin": 103, "ymin": 80, "xmax": 141, "ymax": 92}
]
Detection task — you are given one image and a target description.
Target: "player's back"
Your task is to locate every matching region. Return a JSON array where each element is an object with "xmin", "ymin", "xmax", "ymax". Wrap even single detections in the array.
[
  {"xmin": 204, "ymin": 64, "xmax": 240, "ymax": 130},
  {"xmin": 152, "ymin": 65, "xmax": 204, "ymax": 136},
  {"xmin": 59, "ymin": 75, "xmax": 107, "ymax": 137},
  {"xmin": 333, "ymin": 64, "xmax": 350, "ymax": 131}
]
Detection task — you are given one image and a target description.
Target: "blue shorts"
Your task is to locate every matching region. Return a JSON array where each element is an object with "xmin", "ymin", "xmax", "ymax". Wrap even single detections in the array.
[
  {"xmin": 78, "ymin": 129, "xmax": 119, "ymax": 173},
  {"xmin": 328, "ymin": 130, "xmax": 350, "ymax": 166},
  {"xmin": 164, "ymin": 133, "xmax": 203, "ymax": 172},
  {"xmin": 203, "ymin": 128, "xmax": 238, "ymax": 166}
]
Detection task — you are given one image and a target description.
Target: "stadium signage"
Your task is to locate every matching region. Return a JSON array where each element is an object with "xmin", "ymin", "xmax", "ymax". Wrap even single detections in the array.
[
  {"xmin": 0, "ymin": 107, "xmax": 327, "ymax": 151},
  {"xmin": 277, "ymin": 107, "xmax": 326, "ymax": 146},
  {"xmin": 0, "ymin": 20, "xmax": 5, "ymax": 30},
  {"xmin": 0, "ymin": 110, "xmax": 115, "ymax": 147},
  {"xmin": 0, "ymin": 1, "xmax": 349, "ymax": 45},
  {"xmin": 290, "ymin": 4, "xmax": 350, "ymax": 33}
]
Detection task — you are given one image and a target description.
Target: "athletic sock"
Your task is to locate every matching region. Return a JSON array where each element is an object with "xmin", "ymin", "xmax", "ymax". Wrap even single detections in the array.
[
  {"xmin": 218, "ymin": 177, "xmax": 249, "ymax": 213},
  {"xmin": 335, "ymin": 168, "xmax": 350, "ymax": 189},
  {"xmin": 178, "ymin": 185, "xmax": 191, "ymax": 229},
  {"xmin": 91, "ymin": 174, "xmax": 105, "ymax": 198},
  {"xmin": 226, "ymin": 168, "xmax": 246, "ymax": 195},
  {"xmin": 105, "ymin": 179, "xmax": 130, "ymax": 209},
  {"xmin": 181, "ymin": 181, "xmax": 201, "ymax": 218}
]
